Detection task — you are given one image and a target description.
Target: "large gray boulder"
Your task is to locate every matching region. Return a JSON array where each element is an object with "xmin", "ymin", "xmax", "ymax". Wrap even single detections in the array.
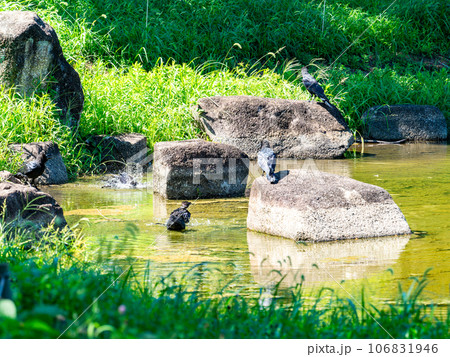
[
  {"xmin": 0, "ymin": 11, "xmax": 84, "ymax": 128},
  {"xmin": 87, "ymin": 133, "xmax": 148, "ymax": 173},
  {"xmin": 194, "ymin": 96, "xmax": 354, "ymax": 159},
  {"xmin": 153, "ymin": 139, "xmax": 249, "ymax": 199},
  {"xmin": 0, "ymin": 179, "xmax": 67, "ymax": 231},
  {"xmin": 362, "ymin": 105, "xmax": 447, "ymax": 141},
  {"xmin": 247, "ymin": 169, "xmax": 411, "ymax": 241},
  {"xmin": 9, "ymin": 141, "xmax": 68, "ymax": 185}
]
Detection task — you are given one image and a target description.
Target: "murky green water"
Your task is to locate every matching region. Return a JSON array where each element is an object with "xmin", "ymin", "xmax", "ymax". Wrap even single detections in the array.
[{"xmin": 44, "ymin": 143, "xmax": 449, "ymax": 305}]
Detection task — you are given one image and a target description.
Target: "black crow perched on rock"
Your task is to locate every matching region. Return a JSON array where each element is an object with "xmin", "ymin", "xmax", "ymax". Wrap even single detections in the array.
[
  {"xmin": 301, "ymin": 67, "xmax": 333, "ymax": 108},
  {"xmin": 15, "ymin": 152, "xmax": 49, "ymax": 188},
  {"xmin": 166, "ymin": 201, "xmax": 192, "ymax": 231},
  {"xmin": 257, "ymin": 140, "xmax": 277, "ymax": 184}
]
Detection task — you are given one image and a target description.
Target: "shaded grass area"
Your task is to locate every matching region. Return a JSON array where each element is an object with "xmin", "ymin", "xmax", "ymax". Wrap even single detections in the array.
[
  {"xmin": 0, "ymin": 226, "xmax": 448, "ymax": 338},
  {"xmin": 1, "ymin": 0, "xmax": 448, "ymax": 69}
]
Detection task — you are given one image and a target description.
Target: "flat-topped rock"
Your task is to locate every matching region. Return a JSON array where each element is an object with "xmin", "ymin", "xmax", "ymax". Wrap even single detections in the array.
[
  {"xmin": 9, "ymin": 141, "xmax": 68, "ymax": 185},
  {"xmin": 247, "ymin": 169, "xmax": 411, "ymax": 241},
  {"xmin": 0, "ymin": 11, "xmax": 84, "ymax": 128},
  {"xmin": 0, "ymin": 178, "xmax": 67, "ymax": 231},
  {"xmin": 87, "ymin": 133, "xmax": 148, "ymax": 173},
  {"xmin": 362, "ymin": 105, "xmax": 447, "ymax": 141},
  {"xmin": 153, "ymin": 139, "xmax": 249, "ymax": 199},
  {"xmin": 194, "ymin": 95, "xmax": 353, "ymax": 159}
]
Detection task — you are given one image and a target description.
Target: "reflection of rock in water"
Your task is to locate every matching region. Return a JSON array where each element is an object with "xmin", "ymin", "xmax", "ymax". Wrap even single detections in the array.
[
  {"xmin": 247, "ymin": 231, "xmax": 410, "ymax": 288},
  {"xmin": 354, "ymin": 142, "xmax": 448, "ymax": 161},
  {"xmin": 153, "ymin": 193, "xmax": 170, "ymax": 220}
]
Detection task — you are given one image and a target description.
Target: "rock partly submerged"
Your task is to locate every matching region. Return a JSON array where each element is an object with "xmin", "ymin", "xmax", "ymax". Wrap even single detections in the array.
[
  {"xmin": 362, "ymin": 105, "xmax": 447, "ymax": 141},
  {"xmin": 247, "ymin": 169, "xmax": 411, "ymax": 241},
  {"xmin": 194, "ymin": 95, "xmax": 354, "ymax": 159},
  {"xmin": 0, "ymin": 177, "xmax": 67, "ymax": 231},
  {"xmin": 87, "ymin": 133, "xmax": 148, "ymax": 173},
  {"xmin": 153, "ymin": 139, "xmax": 249, "ymax": 199}
]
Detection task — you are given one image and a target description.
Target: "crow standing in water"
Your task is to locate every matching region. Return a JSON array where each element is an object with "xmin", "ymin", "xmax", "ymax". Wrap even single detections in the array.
[
  {"xmin": 301, "ymin": 67, "xmax": 333, "ymax": 109},
  {"xmin": 166, "ymin": 201, "xmax": 192, "ymax": 231},
  {"xmin": 15, "ymin": 152, "xmax": 49, "ymax": 188},
  {"xmin": 257, "ymin": 140, "xmax": 277, "ymax": 184}
]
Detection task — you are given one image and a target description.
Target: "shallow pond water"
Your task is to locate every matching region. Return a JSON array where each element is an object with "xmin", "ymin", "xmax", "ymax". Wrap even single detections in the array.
[{"xmin": 45, "ymin": 143, "xmax": 449, "ymax": 306}]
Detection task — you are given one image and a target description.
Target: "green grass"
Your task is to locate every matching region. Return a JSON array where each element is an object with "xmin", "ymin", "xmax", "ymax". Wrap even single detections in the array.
[
  {"xmin": 0, "ymin": 1, "xmax": 448, "ymax": 178},
  {"xmin": 0, "ymin": 223, "xmax": 448, "ymax": 338},
  {"xmin": 0, "ymin": 0, "xmax": 449, "ymax": 339},
  {"xmin": 1, "ymin": 0, "xmax": 448, "ymax": 69},
  {"xmin": 2, "ymin": 60, "xmax": 448, "ymax": 177},
  {"xmin": 0, "ymin": 87, "xmax": 91, "ymax": 178}
]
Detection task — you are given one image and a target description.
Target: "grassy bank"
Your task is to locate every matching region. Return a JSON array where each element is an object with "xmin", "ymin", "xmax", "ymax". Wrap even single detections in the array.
[
  {"xmin": 0, "ymin": 226, "xmax": 448, "ymax": 338},
  {"xmin": 0, "ymin": 0, "xmax": 449, "ymax": 340},
  {"xmin": 1, "ymin": 60, "xmax": 448, "ymax": 177},
  {"xmin": 0, "ymin": 0, "xmax": 449, "ymax": 177}
]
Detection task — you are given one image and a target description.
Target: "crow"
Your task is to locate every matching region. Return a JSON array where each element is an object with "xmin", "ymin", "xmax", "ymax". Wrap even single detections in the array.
[
  {"xmin": 15, "ymin": 152, "xmax": 49, "ymax": 188},
  {"xmin": 301, "ymin": 67, "xmax": 333, "ymax": 108},
  {"xmin": 257, "ymin": 140, "xmax": 277, "ymax": 184},
  {"xmin": 166, "ymin": 201, "xmax": 192, "ymax": 231}
]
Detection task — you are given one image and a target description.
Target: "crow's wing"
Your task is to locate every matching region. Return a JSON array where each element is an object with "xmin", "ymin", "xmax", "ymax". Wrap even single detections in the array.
[
  {"xmin": 182, "ymin": 210, "xmax": 191, "ymax": 223},
  {"xmin": 22, "ymin": 160, "xmax": 39, "ymax": 175},
  {"xmin": 302, "ymin": 76, "xmax": 316, "ymax": 89},
  {"xmin": 166, "ymin": 208, "xmax": 183, "ymax": 228},
  {"xmin": 169, "ymin": 207, "xmax": 182, "ymax": 217},
  {"xmin": 257, "ymin": 150, "xmax": 271, "ymax": 175},
  {"xmin": 258, "ymin": 148, "xmax": 276, "ymax": 175},
  {"xmin": 309, "ymin": 82, "xmax": 330, "ymax": 103},
  {"xmin": 118, "ymin": 173, "xmax": 128, "ymax": 184},
  {"xmin": 267, "ymin": 151, "xmax": 276, "ymax": 174}
]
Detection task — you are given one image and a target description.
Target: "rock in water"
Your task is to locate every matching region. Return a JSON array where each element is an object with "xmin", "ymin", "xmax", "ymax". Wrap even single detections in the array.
[
  {"xmin": 195, "ymin": 96, "xmax": 353, "ymax": 159},
  {"xmin": 0, "ymin": 178, "xmax": 67, "ymax": 231},
  {"xmin": 87, "ymin": 133, "xmax": 148, "ymax": 173},
  {"xmin": 247, "ymin": 169, "xmax": 411, "ymax": 241},
  {"xmin": 153, "ymin": 139, "xmax": 249, "ymax": 199},
  {"xmin": 362, "ymin": 105, "xmax": 447, "ymax": 141},
  {"xmin": 0, "ymin": 11, "xmax": 84, "ymax": 128}
]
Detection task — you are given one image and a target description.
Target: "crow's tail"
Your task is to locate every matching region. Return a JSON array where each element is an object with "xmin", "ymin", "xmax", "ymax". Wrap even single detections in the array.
[
  {"xmin": 323, "ymin": 100, "xmax": 333, "ymax": 108},
  {"xmin": 266, "ymin": 173, "xmax": 277, "ymax": 184}
]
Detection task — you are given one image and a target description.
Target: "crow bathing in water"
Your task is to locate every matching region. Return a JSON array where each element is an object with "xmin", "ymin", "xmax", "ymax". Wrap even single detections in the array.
[
  {"xmin": 257, "ymin": 141, "xmax": 277, "ymax": 184},
  {"xmin": 166, "ymin": 201, "xmax": 192, "ymax": 231},
  {"xmin": 301, "ymin": 67, "xmax": 333, "ymax": 109},
  {"xmin": 15, "ymin": 152, "xmax": 49, "ymax": 188}
]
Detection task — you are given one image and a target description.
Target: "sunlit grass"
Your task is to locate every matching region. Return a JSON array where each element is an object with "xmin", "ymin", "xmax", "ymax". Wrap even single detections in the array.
[{"xmin": 2, "ymin": 60, "xmax": 449, "ymax": 178}]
